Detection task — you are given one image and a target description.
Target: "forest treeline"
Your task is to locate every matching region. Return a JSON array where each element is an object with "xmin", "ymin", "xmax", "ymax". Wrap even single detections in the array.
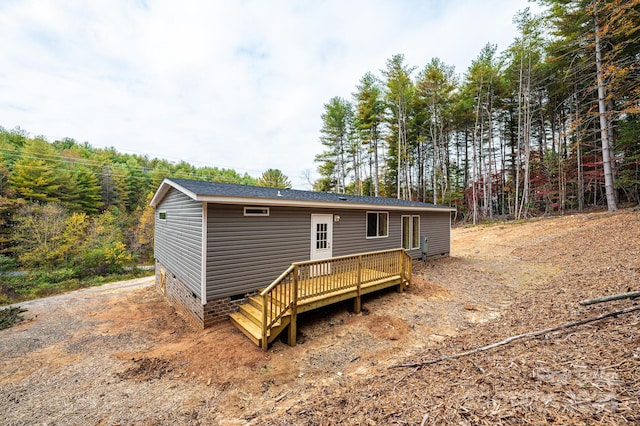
[
  {"xmin": 0, "ymin": 127, "xmax": 271, "ymax": 302},
  {"xmin": 314, "ymin": 0, "xmax": 640, "ymax": 222},
  {"xmin": 2, "ymin": 0, "xmax": 638, "ymax": 302}
]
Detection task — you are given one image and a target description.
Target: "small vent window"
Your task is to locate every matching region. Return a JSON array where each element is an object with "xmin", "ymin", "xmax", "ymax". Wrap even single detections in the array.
[
  {"xmin": 158, "ymin": 211, "xmax": 167, "ymax": 220},
  {"xmin": 244, "ymin": 207, "xmax": 270, "ymax": 217}
]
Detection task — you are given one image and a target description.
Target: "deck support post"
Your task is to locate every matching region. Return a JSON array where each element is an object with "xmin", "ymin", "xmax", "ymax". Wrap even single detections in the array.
[
  {"xmin": 288, "ymin": 264, "xmax": 299, "ymax": 347},
  {"xmin": 397, "ymin": 250, "xmax": 405, "ymax": 293},
  {"xmin": 354, "ymin": 255, "xmax": 362, "ymax": 314},
  {"xmin": 261, "ymin": 292, "xmax": 268, "ymax": 350}
]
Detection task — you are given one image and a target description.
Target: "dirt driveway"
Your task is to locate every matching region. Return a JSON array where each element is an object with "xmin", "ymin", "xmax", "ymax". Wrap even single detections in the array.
[{"xmin": 1, "ymin": 209, "xmax": 639, "ymax": 425}]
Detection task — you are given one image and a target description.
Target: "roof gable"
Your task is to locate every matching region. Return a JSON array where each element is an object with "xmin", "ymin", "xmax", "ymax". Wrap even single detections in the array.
[{"xmin": 151, "ymin": 178, "xmax": 456, "ymax": 212}]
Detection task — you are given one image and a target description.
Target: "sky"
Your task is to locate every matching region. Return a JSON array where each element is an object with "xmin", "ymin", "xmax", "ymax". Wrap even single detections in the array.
[{"xmin": 0, "ymin": 0, "xmax": 540, "ymax": 189}]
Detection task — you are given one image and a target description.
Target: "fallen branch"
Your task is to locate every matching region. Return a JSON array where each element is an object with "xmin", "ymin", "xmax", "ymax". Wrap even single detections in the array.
[
  {"xmin": 579, "ymin": 291, "xmax": 640, "ymax": 306},
  {"xmin": 0, "ymin": 306, "xmax": 27, "ymax": 330},
  {"xmin": 389, "ymin": 305, "xmax": 640, "ymax": 369}
]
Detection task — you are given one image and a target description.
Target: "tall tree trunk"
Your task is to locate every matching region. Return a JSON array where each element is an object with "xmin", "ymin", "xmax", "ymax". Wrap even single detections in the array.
[
  {"xmin": 578, "ymin": 139, "xmax": 584, "ymax": 212},
  {"xmin": 515, "ymin": 33, "xmax": 524, "ymax": 219},
  {"xmin": 594, "ymin": 7, "xmax": 617, "ymax": 211},
  {"xmin": 397, "ymin": 110, "xmax": 402, "ymax": 199},
  {"xmin": 430, "ymin": 105, "xmax": 438, "ymax": 204},
  {"xmin": 352, "ymin": 142, "xmax": 360, "ymax": 195},
  {"xmin": 486, "ymin": 104, "xmax": 494, "ymax": 219},
  {"xmin": 373, "ymin": 131, "xmax": 380, "ymax": 197},
  {"xmin": 464, "ymin": 131, "xmax": 469, "ymax": 209},
  {"xmin": 472, "ymin": 80, "xmax": 483, "ymax": 225},
  {"xmin": 518, "ymin": 49, "xmax": 532, "ymax": 219}
]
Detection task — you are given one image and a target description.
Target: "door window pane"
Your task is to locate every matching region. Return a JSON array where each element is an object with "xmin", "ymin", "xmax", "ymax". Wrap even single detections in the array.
[
  {"xmin": 316, "ymin": 223, "xmax": 328, "ymax": 249},
  {"xmin": 412, "ymin": 216, "xmax": 420, "ymax": 249},
  {"xmin": 402, "ymin": 216, "xmax": 410, "ymax": 249}
]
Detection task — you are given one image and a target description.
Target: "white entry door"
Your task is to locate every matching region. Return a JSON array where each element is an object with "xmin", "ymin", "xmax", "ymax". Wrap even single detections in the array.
[{"xmin": 310, "ymin": 214, "xmax": 333, "ymax": 261}]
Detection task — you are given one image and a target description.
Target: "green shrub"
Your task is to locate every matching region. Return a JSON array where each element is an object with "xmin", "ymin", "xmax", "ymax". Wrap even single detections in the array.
[
  {"xmin": 0, "ymin": 255, "xmax": 17, "ymax": 272},
  {"xmin": 31, "ymin": 268, "xmax": 78, "ymax": 285},
  {"xmin": 75, "ymin": 248, "xmax": 106, "ymax": 275},
  {"xmin": 104, "ymin": 241, "xmax": 133, "ymax": 273}
]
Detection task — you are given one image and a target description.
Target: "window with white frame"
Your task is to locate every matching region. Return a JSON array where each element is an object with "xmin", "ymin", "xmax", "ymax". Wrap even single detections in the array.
[
  {"xmin": 366, "ymin": 211, "xmax": 388, "ymax": 238},
  {"xmin": 158, "ymin": 211, "xmax": 167, "ymax": 220},
  {"xmin": 401, "ymin": 215, "xmax": 420, "ymax": 249}
]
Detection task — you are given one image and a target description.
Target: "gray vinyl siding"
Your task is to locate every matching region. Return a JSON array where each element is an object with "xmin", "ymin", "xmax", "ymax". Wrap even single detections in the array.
[
  {"xmin": 205, "ymin": 204, "xmax": 451, "ymax": 299},
  {"xmin": 206, "ymin": 205, "xmax": 309, "ymax": 300},
  {"xmin": 154, "ymin": 188, "xmax": 202, "ymax": 297},
  {"xmin": 332, "ymin": 210, "xmax": 450, "ymax": 258},
  {"xmin": 423, "ymin": 211, "xmax": 451, "ymax": 256},
  {"xmin": 331, "ymin": 209, "xmax": 398, "ymax": 256}
]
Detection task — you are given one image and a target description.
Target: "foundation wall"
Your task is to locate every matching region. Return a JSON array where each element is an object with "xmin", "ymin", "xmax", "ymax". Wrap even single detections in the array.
[
  {"xmin": 156, "ymin": 261, "xmax": 204, "ymax": 329},
  {"xmin": 156, "ymin": 260, "xmax": 253, "ymax": 328}
]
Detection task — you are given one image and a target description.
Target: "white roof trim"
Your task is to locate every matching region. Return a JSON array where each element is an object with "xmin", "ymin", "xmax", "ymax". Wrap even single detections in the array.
[
  {"xmin": 150, "ymin": 179, "xmax": 197, "ymax": 207},
  {"xmin": 150, "ymin": 179, "xmax": 456, "ymax": 212},
  {"xmin": 193, "ymin": 194, "xmax": 455, "ymax": 212}
]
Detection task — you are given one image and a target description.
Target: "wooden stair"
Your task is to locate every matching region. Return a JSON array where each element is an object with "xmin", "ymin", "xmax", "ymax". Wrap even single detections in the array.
[
  {"xmin": 229, "ymin": 249, "xmax": 412, "ymax": 350},
  {"xmin": 230, "ymin": 295, "xmax": 290, "ymax": 347}
]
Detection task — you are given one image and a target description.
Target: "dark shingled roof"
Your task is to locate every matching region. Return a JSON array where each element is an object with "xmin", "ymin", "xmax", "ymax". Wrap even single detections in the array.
[{"xmin": 167, "ymin": 178, "xmax": 452, "ymax": 210}]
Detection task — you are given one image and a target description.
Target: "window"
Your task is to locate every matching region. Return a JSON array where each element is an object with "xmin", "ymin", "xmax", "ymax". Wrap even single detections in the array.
[
  {"xmin": 402, "ymin": 216, "xmax": 410, "ymax": 249},
  {"xmin": 412, "ymin": 216, "xmax": 420, "ymax": 249},
  {"xmin": 366, "ymin": 211, "xmax": 388, "ymax": 238},
  {"xmin": 244, "ymin": 207, "xmax": 269, "ymax": 216},
  {"xmin": 402, "ymin": 215, "xmax": 420, "ymax": 249},
  {"xmin": 316, "ymin": 223, "xmax": 328, "ymax": 249},
  {"xmin": 158, "ymin": 211, "xmax": 167, "ymax": 220}
]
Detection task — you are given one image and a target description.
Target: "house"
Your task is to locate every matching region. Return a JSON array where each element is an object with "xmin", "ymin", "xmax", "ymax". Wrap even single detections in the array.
[{"xmin": 150, "ymin": 178, "xmax": 455, "ymax": 331}]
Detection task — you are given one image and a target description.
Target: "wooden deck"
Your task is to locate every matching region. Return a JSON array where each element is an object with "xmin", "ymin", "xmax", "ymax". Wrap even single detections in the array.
[{"xmin": 230, "ymin": 248, "xmax": 412, "ymax": 349}]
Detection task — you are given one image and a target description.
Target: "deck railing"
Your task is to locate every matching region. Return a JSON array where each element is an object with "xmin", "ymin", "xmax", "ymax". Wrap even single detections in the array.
[{"xmin": 259, "ymin": 248, "xmax": 412, "ymax": 349}]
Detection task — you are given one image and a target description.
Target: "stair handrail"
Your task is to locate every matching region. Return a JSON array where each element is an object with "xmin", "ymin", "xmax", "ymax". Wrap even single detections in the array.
[
  {"xmin": 259, "ymin": 264, "xmax": 296, "ymax": 349},
  {"xmin": 257, "ymin": 248, "xmax": 410, "ymax": 349},
  {"xmin": 260, "ymin": 264, "xmax": 295, "ymax": 298}
]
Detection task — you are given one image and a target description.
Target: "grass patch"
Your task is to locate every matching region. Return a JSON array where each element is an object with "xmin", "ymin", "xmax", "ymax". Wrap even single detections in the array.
[
  {"xmin": 0, "ymin": 306, "xmax": 27, "ymax": 330},
  {"xmin": 0, "ymin": 268, "xmax": 154, "ymax": 306}
]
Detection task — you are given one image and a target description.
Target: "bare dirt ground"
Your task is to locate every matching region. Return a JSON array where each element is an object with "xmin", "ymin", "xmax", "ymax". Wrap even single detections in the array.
[{"xmin": 1, "ymin": 209, "xmax": 639, "ymax": 425}]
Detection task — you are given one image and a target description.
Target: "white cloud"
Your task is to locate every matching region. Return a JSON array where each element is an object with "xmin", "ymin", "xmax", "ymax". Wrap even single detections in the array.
[{"xmin": 0, "ymin": 0, "xmax": 541, "ymax": 188}]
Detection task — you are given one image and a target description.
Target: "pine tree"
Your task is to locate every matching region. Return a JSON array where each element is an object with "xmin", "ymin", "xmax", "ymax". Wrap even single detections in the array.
[
  {"xmin": 353, "ymin": 72, "xmax": 385, "ymax": 196},
  {"xmin": 381, "ymin": 54, "xmax": 416, "ymax": 200},
  {"xmin": 9, "ymin": 138, "xmax": 63, "ymax": 203},
  {"xmin": 73, "ymin": 165, "xmax": 102, "ymax": 213},
  {"xmin": 416, "ymin": 58, "xmax": 458, "ymax": 204},
  {"xmin": 315, "ymin": 97, "xmax": 354, "ymax": 193},
  {"xmin": 257, "ymin": 169, "xmax": 292, "ymax": 189}
]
